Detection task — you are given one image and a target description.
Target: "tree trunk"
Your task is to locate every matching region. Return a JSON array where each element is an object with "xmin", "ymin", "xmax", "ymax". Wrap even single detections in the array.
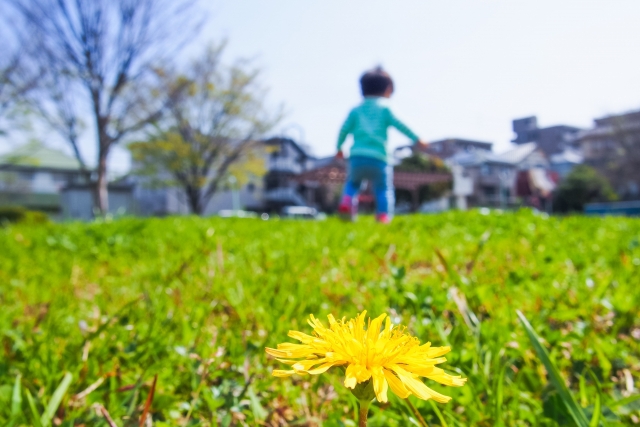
[
  {"xmin": 96, "ymin": 147, "xmax": 109, "ymax": 216},
  {"xmin": 186, "ymin": 186, "xmax": 203, "ymax": 215}
]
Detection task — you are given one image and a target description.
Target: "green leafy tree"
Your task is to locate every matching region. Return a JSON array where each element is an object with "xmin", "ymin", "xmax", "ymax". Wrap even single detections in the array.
[
  {"xmin": 553, "ymin": 165, "xmax": 616, "ymax": 213},
  {"xmin": 129, "ymin": 45, "xmax": 280, "ymax": 215}
]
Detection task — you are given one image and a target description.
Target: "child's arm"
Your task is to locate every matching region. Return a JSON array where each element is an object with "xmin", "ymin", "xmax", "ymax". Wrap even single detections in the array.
[
  {"xmin": 387, "ymin": 109, "xmax": 421, "ymax": 145},
  {"xmin": 336, "ymin": 110, "xmax": 355, "ymax": 157}
]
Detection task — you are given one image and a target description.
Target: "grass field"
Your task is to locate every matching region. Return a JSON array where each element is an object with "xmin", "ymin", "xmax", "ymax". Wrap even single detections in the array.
[{"xmin": 1, "ymin": 211, "xmax": 639, "ymax": 426}]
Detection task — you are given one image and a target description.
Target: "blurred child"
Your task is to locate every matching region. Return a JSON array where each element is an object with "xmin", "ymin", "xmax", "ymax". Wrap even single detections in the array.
[{"xmin": 336, "ymin": 67, "xmax": 427, "ymax": 223}]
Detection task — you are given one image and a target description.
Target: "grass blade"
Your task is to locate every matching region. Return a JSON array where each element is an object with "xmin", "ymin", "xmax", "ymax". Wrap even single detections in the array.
[
  {"xmin": 41, "ymin": 372, "xmax": 73, "ymax": 427},
  {"xmin": 579, "ymin": 373, "xmax": 588, "ymax": 408},
  {"xmin": 587, "ymin": 371, "xmax": 602, "ymax": 427},
  {"xmin": 247, "ymin": 385, "xmax": 268, "ymax": 421},
  {"xmin": 494, "ymin": 361, "xmax": 508, "ymax": 425},
  {"xmin": 25, "ymin": 389, "xmax": 44, "ymax": 427},
  {"xmin": 516, "ymin": 310, "xmax": 590, "ymax": 427},
  {"xmin": 404, "ymin": 398, "xmax": 430, "ymax": 427},
  {"xmin": 609, "ymin": 393, "xmax": 640, "ymax": 408},
  {"xmin": 139, "ymin": 374, "xmax": 157, "ymax": 427},
  {"xmin": 97, "ymin": 404, "xmax": 119, "ymax": 427},
  {"xmin": 11, "ymin": 374, "xmax": 22, "ymax": 417},
  {"xmin": 428, "ymin": 399, "xmax": 449, "ymax": 427}
]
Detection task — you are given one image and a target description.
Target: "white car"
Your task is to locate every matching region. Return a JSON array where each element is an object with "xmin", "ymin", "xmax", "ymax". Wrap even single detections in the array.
[{"xmin": 281, "ymin": 206, "xmax": 325, "ymax": 220}]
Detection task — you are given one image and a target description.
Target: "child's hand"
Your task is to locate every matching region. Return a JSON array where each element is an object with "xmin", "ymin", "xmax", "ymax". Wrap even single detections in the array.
[
  {"xmin": 335, "ymin": 151, "xmax": 344, "ymax": 160},
  {"xmin": 416, "ymin": 139, "xmax": 429, "ymax": 148}
]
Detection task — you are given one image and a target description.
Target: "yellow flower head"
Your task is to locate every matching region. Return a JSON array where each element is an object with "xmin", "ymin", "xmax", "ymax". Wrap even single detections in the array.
[{"xmin": 265, "ymin": 311, "xmax": 466, "ymax": 403}]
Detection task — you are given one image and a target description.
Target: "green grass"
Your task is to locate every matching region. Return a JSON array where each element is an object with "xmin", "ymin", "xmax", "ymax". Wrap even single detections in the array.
[{"xmin": 1, "ymin": 210, "xmax": 639, "ymax": 426}]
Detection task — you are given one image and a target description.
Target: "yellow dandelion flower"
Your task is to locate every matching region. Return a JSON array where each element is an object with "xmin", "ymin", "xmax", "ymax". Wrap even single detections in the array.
[{"xmin": 265, "ymin": 311, "xmax": 466, "ymax": 404}]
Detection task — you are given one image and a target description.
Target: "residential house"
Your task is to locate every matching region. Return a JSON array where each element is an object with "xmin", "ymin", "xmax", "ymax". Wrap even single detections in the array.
[
  {"xmin": 131, "ymin": 172, "xmax": 263, "ymax": 217},
  {"xmin": 395, "ymin": 137, "xmax": 494, "ymax": 211},
  {"xmin": 129, "ymin": 137, "xmax": 312, "ymax": 215},
  {"xmin": 262, "ymin": 137, "xmax": 318, "ymax": 211},
  {"xmin": 0, "ymin": 142, "xmax": 88, "ymax": 216},
  {"xmin": 0, "ymin": 141, "xmax": 135, "ymax": 219},
  {"xmin": 450, "ymin": 142, "xmax": 555, "ymax": 209},
  {"xmin": 61, "ymin": 179, "xmax": 134, "ymax": 220}
]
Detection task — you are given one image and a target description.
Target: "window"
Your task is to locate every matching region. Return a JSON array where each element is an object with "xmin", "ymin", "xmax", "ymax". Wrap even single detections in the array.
[
  {"xmin": 482, "ymin": 186, "xmax": 497, "ymax": 197},
  {"xmin": 18, "ymin": 171, "xmax": 34, "ymax": 181}
]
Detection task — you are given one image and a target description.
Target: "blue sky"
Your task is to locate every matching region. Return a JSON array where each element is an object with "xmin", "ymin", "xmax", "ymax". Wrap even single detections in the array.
[
  {"xmin": 199, "ymin": 0, "xmax": 640, "ymax": 158},
  {"xmin": 3, "ymin": 1, "xmax": 640, "ymax": 172}
]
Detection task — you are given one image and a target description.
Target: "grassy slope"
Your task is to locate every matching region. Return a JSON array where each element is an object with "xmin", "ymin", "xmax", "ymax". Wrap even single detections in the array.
[{"xmin": 0, "ymin": 211, "xmax": 639, "ymax": 426}]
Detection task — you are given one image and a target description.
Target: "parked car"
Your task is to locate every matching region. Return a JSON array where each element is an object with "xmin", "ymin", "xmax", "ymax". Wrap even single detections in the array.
[
  {"xmin": 217, "ymin": 210, "xmax": 258, "ymax": 218},
  {"xmin": 280, "ymin": 206, "xmax": 325, "ymax": 220}
]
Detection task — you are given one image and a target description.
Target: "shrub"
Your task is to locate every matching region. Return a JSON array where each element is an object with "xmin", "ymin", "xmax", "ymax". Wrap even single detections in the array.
[
  {"xmin": 553, "ymin": 165, "xmax": 617, "ymax": 213},
  {"xmin": 0, "ymin": 206, "xmax": 49, "ymax": 225}
]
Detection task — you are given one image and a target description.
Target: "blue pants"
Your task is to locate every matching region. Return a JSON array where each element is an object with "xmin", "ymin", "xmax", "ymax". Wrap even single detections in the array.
[{"xmin": 343, "ymin": 156, "xmax": 394, "ymax": 215}]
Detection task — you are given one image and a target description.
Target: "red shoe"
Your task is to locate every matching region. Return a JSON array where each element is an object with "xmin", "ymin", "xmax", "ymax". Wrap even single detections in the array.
[
  {"xmin": 338, "ymin": 197, "xmax": 356, "ymax": 221},
  {"xmin": 376, "ymin": 213, "xmax": 391, "ymax": 224}
]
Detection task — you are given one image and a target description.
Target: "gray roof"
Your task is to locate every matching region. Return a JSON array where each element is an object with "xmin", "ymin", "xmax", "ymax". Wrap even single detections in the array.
[
  {"xmin": 0, "ymin": 141, "xmax": 83, "ymax": 171},
  {"xmin": 550, "ymin": 149, "xmax": 583, "ymax": 165},
  {"xmin": 492, "ymin": 142, "xmax": 539, "ymax": 165},
  {"xmin": 449, "ymin": 142, "xmax": 541, "ymax": 167}
]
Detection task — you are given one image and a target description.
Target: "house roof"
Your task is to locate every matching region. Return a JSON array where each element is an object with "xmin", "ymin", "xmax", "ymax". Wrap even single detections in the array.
[
  {"xmin": 492, "ymin": 142, "xmax": 539, "ymax": 165},
  {"xmin": 263, "ymin": 137, "xmax": 312, "ymax": 159},
  {"xmin": 448, "ymin": 142, "xmax": 543, "ymax": 167},
  {"xmin": 431, "ymin": 138, "xmax": 493, "ymax": 149},
  {"xmin": 0, "ymin": 142, "xmax": 83, "ymax": 171},
  {"xmin": 550, "ymin": 148, "xmax": 583, "ymax": 165}
]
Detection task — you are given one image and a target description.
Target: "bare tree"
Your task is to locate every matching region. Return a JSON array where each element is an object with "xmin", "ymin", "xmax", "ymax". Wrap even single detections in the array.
[
  {"xmin": 129, "ymin": 45, "xmax": 281, "ymax": 214},
  {"xmin": 0, "ymin": 48, "xmax": 40, "ymax": 135},
  {"xmin": 7, "ymin": 0, "xmax": 201, "ymax": 214}
]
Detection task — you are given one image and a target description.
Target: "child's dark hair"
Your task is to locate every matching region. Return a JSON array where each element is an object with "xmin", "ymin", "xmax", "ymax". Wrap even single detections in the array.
[{"xmin": 359, "ymin": 66, "xmax": 394, "ymax": 97}]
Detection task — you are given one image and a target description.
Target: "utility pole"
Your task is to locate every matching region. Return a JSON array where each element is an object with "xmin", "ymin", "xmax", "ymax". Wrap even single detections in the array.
[{"xmin": 229, "ymin": 175, "xmax": 240, "ymax": 212}]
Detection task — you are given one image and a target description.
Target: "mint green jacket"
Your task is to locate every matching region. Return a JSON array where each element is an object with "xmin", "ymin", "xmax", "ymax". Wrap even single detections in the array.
[{"xmin": 337, "ymin": 97, "xmax": 420, "ymax": 163}]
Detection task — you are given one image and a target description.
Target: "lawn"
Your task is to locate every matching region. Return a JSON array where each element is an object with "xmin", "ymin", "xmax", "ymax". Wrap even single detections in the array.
[{"xmin": 1, "ymin": 211, "xmax": 639, "ymax": 426}]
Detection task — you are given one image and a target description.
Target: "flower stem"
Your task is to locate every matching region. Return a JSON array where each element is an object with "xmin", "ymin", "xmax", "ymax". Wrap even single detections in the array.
[{"xmin": 358, "ymin": 399, "xmax": 371, "ymax": 427}]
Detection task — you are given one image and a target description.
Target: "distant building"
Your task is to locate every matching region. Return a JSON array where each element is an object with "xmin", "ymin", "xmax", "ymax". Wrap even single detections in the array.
[
  {"xmin": 0, "ymin": 142, "xmax": 88, "ymax": 216},
  {"xmin": 0, "ymin": 141, "xmax": 134, "ymax": 219},
  {"xmin": 550, "ymin": 148, "xmax": 583, "ymax": 178},
  {"xmin": 395, "ymin": 138, "xmax": 492, "ymax": 160},
  {"xmin": 450, "ymin": 142, "xmax": 555, "ymax": 209},
  {"xmin": 423, "ymin": 138, "xmax": 493, "ymax": 159},
  {"xmin": 262, "ymin": 137, "xmax": 320, "ymax": 211},
  {"xmin": 61, "ymin": 180, "xmax": 134, "ymax": 220},
  {"xmin": 512, "ymin": 116, "xmax": 582, "ymax": 156},
  {"xmin": 128, "ymin": 137, "xmax": 316, "ymax": 215},
  {"xmin": 576, "ymin": 109, "xmax": 640, "ymax": 199}
]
